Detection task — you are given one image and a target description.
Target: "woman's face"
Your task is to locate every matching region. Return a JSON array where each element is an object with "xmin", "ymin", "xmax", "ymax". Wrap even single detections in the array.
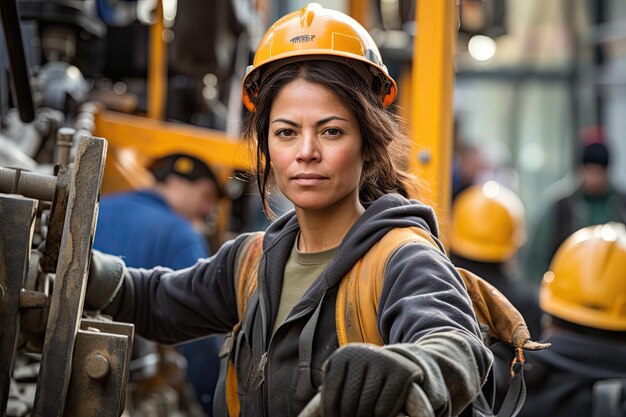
[{"xmin": 268, "ymin": 79, "xmax": 365, "ymax": 213}]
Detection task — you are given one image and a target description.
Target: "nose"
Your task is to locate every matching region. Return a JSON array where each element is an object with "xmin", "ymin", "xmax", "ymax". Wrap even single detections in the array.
[{"xmin": 296, "ymin": 132, "xmax": 321, "ymax": 163}]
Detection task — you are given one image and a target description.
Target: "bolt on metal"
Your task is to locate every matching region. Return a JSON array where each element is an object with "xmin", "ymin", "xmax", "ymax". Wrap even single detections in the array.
[{"xmin": 85, "ymin": 354, "xmax": 110, "ymax": 380}]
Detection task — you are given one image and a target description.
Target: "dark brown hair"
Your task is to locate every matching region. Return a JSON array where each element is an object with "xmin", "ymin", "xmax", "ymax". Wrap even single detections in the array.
[{"xmin": 241, "ymin": 60, "xmax": 417, "ymax": 218}]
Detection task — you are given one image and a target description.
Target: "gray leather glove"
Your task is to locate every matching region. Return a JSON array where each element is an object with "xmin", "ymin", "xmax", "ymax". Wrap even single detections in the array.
[
  {"xmin": 321, "ymin": 343, "xmax": 424, "ymax": 417},
  {"xmin": 85, "ymin": 249, "xmax": 126, "ymax": 311}
]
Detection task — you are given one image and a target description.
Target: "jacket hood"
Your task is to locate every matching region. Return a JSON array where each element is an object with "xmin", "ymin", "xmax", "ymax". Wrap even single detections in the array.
[{"xmin": 262, "ymin": 194, "xmax": 441, "ymax": 306}]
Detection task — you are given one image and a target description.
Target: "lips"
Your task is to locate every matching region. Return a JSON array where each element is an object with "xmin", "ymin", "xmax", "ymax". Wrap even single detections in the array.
[
  {"xmin": 292, "ymin": 173, "xmax": 326, "ymax": 180},
  {"xmin": 291, "ymin": 172, "xmax": 327, "ymax": 185}
]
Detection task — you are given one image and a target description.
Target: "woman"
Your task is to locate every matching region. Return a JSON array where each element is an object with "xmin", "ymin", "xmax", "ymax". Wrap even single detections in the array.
[{"xmin": 91, "ymin": 4, "xmax": 492, "ymax": 417}]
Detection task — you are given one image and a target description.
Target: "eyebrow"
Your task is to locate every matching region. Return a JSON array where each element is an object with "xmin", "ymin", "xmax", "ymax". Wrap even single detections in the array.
[{"xmin": 271, "ymin": 116, "xmax": 349, "ymax": 127}]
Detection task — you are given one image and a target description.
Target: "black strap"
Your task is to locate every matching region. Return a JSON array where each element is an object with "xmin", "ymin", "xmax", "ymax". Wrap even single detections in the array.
[
  {"xmin": 294, "ymin": 293, "xmax": 326, "ymax": 399},
  {"xmin": 298, "ymin": 294, "xmax": 325, "ymax": 367},
  {"xmin": 213, "ymin": 333, "xmax": 234, "ymax": 417},
  {"xmin": 495, "ymin": 353, "xmax": 526, "ymax": 417},
  {"xmin": 213, "ymin": 290, "xmax": 260, "ymax": 417},
  {"xmin": 592, "ymin": 379, "xmax": 626, "ymax": 417}
]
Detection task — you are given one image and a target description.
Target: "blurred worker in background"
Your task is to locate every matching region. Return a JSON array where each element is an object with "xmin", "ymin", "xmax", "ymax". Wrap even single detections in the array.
[
  {"xmin": 517, "ymin": 222, "xmax": 626, "ymax": 417},
  {"xmin": 94, "ymin": 153, "xmax": 225, "ymax": 416},
  {"xmin": 449, "ymin": 181, "xmax": 543, "ymax": 409},
  {"xmin": 450, "ymin": 181, "xmax": 542, "ymax": 337},
  {"xmin": 85, "ymin": 4, "xmax": 494, "ymax": 417},
  {"xmin": 452, "ymin": 142, "xmax": 488, "ymax": 201},
  {"xmin": 525, "ymin": 127, "xmax": 626, "ymax": 283},
  {"xmin": 95, "ymin": 153, "xmax": 222, "ymax": 268}
]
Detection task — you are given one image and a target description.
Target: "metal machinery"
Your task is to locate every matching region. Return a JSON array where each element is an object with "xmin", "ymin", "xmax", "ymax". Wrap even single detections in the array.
[
  {"xmin": 0, "ymin": 0, "xmax": 458, "ymax": 416},
  {"xmin": 0, "ymin": 0, "xmax": 135, "ymax": 415},
  {"xmin": 0, "ymin": 0, "xmax": 263, "ymax": 414},
  {"xmin": 0, "ymin": 136, "xmax": 134, "ymax": 417}
]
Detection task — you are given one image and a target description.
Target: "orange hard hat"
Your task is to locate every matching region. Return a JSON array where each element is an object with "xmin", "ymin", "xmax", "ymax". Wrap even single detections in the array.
[
  {"xmin": 242, "ymin": 3, "xmax": 397, "ymax": 111},
  {"xmin": 540, "ymin": 222, "xmax": 626, "ymax": 331},
  {"xmin": 450, "ymin": 181, "xmax": 526, "ymax": 262}
]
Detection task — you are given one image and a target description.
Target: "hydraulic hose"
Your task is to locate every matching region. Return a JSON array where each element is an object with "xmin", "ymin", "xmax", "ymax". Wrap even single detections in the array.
[{"xmin": 0, "ymin": 0, "xmax": 35, "ymax": 122}]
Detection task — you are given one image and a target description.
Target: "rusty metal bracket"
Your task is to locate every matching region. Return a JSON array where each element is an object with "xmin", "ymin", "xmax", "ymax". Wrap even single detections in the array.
[
  {"xmin": 63, "ymin": 319, "xmax": 134, "ymax": 417},
  {"xmin": 32, "ymin": 136, "xmax": 107, "ymax": 417},
  {"xmin": 81, "ymin": 319, "xmax": 134, "ymax": 415},
  {"xmin": 0, "ymin": 195, "xmax": 38, "ymax": 413}
]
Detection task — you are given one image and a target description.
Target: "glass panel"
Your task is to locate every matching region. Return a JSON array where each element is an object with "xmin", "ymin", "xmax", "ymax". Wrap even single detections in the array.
[{"xmin": 454, "ymin": 79, "xmax": 574, "ymax": 226}]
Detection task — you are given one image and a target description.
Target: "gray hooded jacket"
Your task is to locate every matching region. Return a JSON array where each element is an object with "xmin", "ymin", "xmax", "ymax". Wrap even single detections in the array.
[{"xmin": 106, "ymin": 194, "xmax": 493, "ymax": 417}]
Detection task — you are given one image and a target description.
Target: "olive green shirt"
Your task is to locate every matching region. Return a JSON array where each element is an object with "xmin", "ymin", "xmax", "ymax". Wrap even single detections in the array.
[{"xmin": 272, "ymin": 237, "xmax": 337, "ymax": 334}]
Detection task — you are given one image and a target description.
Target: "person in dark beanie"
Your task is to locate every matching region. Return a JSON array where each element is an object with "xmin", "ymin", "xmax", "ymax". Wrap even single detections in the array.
[
  {"xmin": 524, "ymin": 127, "xmax": 626, "ymax": 284},
  {"xmin": 582, "ymin": 141, "xmax": 610, "ymax": 166},
  {"xmin": 94, "ymin": 153, "xmax": 225, "ymax": 415}
]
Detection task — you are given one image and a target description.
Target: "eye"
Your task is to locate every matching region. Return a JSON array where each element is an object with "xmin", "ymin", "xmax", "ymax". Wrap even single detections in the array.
[
  {"xmin": 275, "ymin": 128, "xmax": 296, "ymax": 138},
  {"xmin": 323, "ymin": 128, "xmax": 343, "ymax": 137}
]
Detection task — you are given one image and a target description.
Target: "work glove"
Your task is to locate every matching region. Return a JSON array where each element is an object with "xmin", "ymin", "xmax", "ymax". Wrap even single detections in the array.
[
  {"xmin": 85, "ymin": 249, "xmax": 126, "ymax": 311},
  {"xmin": 321, "ymin": 343, "xmax": 425, "ymax": 417}
]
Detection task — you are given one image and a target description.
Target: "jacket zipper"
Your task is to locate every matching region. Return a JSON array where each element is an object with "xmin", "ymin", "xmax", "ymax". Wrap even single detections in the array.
[
  {"xmin": 256, "ymin": 352, "xmax": 268, "ymax": 390},
  {"xmin": 258, "ymin": 305, "xmax": 316, "ymax": 416}
]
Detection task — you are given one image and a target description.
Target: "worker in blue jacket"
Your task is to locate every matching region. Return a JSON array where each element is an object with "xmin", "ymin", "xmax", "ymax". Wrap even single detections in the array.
[{"xmin": 94, "ymin": 153, "xmax": 224, "ymax": 415}]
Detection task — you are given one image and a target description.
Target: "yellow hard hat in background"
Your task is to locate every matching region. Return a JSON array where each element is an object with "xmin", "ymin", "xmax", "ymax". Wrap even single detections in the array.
[
  {"xmin": 540, "ymin": 222, "xmax": 626, "ymax": 331},
  {"xmin": 450, "ymin": 181, "xmax": 526, "ymax": 262},
  {"xmin": 242, "ymin": 2, "xmax": 397, "ymax": 111}
]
